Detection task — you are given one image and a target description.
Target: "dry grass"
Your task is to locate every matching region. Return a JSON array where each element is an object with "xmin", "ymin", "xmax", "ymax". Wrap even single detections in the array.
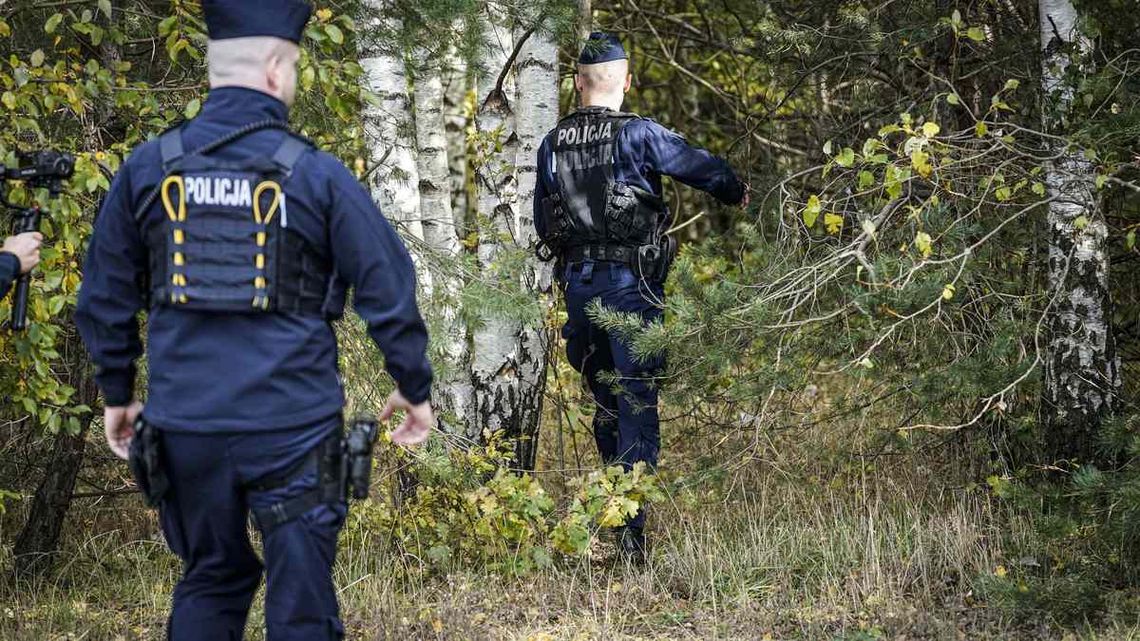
[{"xmin": 0, "ymin": 462, "xmax": 1093, "ymax": 641}]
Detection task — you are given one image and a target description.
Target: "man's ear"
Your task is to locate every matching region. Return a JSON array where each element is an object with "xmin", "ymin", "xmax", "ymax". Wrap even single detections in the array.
[
  {"xmin": 624, "ymin": 73, "xmax": 632, "ymax": 93},
  {"xmin": 266, "ymin": 54, "xmax": 282, "ymax": 93},
  {"xmin": 574, "ymin": 72, "xmax": 583, "ymax": 93}
]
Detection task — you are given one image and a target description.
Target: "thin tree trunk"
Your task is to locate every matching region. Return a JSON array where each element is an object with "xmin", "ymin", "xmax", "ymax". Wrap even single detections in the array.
[
  {"xmin": 414, "ymin": 49, "xmax": 473, "ymax": 432},
  {"xmin": 13, "ymin": 3, "xmax": 118, "ymax": 576},
  {"xmin": 360, "ymin": 10, "xmax": 426, "ymax": 278},
  {"xmin": 510, "ymin": 23, "xmax": 559, "ymax": 470},
  {"xmin": 578, "ymin": 0, "xmax": 593, "ymax": 40},
  {"xmin": 1039, "ymin": 0, "xmax": 1121, "ymax": 464},
  {"xmin": 444, "ymin": 50, "xmax": 471, "ymax": 230},
  {"xmin": 470, "ymin": 12, "xmax": 531, "ymax": 446}
]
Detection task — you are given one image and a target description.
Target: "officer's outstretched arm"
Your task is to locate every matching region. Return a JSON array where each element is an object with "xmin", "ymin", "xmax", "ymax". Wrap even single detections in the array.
[
  {"xmin": 637, "ymin": 121, "xmax": 747, "ymax": 206},
  {"xmin": 323, "ymin": 159, "xmax": 434, "ymax": 426}
]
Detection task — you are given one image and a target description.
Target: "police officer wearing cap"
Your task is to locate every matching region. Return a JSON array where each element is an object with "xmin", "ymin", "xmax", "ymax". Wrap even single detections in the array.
[
  {"xmin": 534, "ymin": 32, "xmax": 748, "ymax": 562},
  {"xmin": 0, "ymin": 232, "xmax": 41, "ymax": 298},
  {"xmin": 75, "ymin": 1, "xmax": 434, "ymax": 638}
]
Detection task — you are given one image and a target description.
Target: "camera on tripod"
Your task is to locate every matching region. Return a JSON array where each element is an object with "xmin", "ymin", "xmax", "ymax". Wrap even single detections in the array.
[{"xmin": 1, "ymin": 149, "xmax": 75, "ymax": 331}]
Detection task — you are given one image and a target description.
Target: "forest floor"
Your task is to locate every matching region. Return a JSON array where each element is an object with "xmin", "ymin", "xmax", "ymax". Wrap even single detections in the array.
[
  {"xmin": 5, "ymin": 458, "xmax": 1140, "ymax": 641},
  {"xmin": 5, "ymin": 394, "xmax": 1140, "ymax": 641}
]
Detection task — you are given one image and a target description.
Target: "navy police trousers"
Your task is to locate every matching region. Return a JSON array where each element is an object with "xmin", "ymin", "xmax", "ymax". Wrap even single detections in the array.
[
  {"xmin": 156, "ymin": 418, "xmax": 346, "ymax": 640},
  {"xmin": 562, "ymin": 260, "xmax": 665, "ymax": 530}
]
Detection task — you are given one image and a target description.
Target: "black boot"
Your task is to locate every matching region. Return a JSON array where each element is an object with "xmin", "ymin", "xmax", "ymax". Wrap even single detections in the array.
[{"xmin": 617, "ymin": 526, "xmax": 648, "ymax": 565}]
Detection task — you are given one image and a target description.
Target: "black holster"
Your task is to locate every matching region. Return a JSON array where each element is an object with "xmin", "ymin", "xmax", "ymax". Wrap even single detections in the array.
[
  {"xmin": 632, "ymin": 236, "xmax": 678, "ymax": 282},
  {"xmin": 249, "ymin": 414, "xmax": 378, "ymax": 534},
  {"xmin": 128, "ymin": 418, "xmax": 169, "ymax": 508}
]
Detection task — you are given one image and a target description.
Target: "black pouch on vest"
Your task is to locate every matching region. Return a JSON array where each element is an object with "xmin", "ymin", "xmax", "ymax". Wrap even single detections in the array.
[
  {"xmin": 128, "ymin": 419, "xmax": 170, "ymax": 508},
  {"xmin": 537, "ymin": 193, "xmax": 574, "ymax": 261}
]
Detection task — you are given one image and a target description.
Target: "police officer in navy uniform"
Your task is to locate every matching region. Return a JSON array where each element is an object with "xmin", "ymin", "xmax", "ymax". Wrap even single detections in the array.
[
  {"xmin": 75, "ymin": 2, "xmax": 434, "ymax": 639},
  {"xmin": 0, "ymin": 232, "xmax": 41, "ymax": 298},
  {"xmin": 534, "ymin": 32, "xmax": 748, "ymax": 562}
]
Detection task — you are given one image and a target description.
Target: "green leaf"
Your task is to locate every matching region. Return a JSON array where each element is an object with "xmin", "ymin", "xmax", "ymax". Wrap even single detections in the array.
[
  {"xmin": 1073, "ymin": 215, "xmax": 1089, "ymax": 230},
  {"xmin": 878, "ymin": 124, "xmax": 902, "ymax": 137},
  {"xmin": 803, "ymin": 195, "xmax": 822, "ymax": 228},
  {"xmin": 98, "ymin": 0, "xmax": 112, "ymax": 19},
  {"xmin": 1095, "ymin": 174, "xmax": 1108, "ymax": 190},
  {"xmin": 1, "ymin": 91, "xmax": 15, "ymax": 110},
  {"xmin": 45, "ymin": 13, "xmax": 64, "ymax": 34},
  {"xmin": 975, "ymin": 122, "xmax": 988, "ymax": 138},
  {"xmin": 30, "ymin": 49, "xmax": 45, "ymax": 68},
  {"xmin": 946, "ymin": 93, "xmax": 960, "ymax": 105},
  {"xmin": 966, "ymin": 27, "xmax": 985, "ymax": 42},
  {"xmin": 1032, "ymin": 182, "xmax": 1046, "ymax": 196},
  {"xmin": 942, "ymin": 283, "xmax": 956, "ymax": 300},
  {"xmin": 922, "ymin": 122, "xmax": 941, "ymax": 138},
  {"xmin": 1126, "ymin": 230, "xmax": 1135, "ymax": 251},
  {"xmin": 951, "ymin": 9, "xmax": 963, "ymax": 27},
  {"xmin": 836, "ymin": 147, "xmax": 855, "ymax": 168},
  {"xmin": 858, "ymin": 170, "xmax": 875, "ymax": 191},
  {"xmin": 822, "ymin": 139, "xmax": 833, "ymax": 155},
  {"xmin": 325, "ymin": 24, "xmax": 344, "ymax": 45},
  {"xmin": 184, "ymin": 98, "xmax": 201, "ymax": 119},
  {"xmin": 1004, "ymin": 79, "xmax": 1021, "ymax": 92}
]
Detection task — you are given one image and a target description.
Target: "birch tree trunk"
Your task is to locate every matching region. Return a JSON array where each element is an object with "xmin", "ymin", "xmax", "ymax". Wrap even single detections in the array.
[
  {"xmin": 1039, "ymin": 0, "xmax": 1121, "ymax": 464},
  {"xmin": 510, "ymin": 25, "xmax": 560, "ymax": 470},
  {"xmin": 444, "ymin": 51, "xmax": 471, "ymax": 229},
  {"xmin": 360, "ymin": 10, "xmax": 426, "ymax": 276},
  {"xmin": 470, "ymin": 13, "xmax": 523, "ymax": 443},
  {"xmin": 414, "ymin": 49, "xmax": 473, "ymax": 431}
]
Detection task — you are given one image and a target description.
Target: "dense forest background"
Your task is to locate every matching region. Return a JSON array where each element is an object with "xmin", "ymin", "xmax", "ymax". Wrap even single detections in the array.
[{"xmin": 1, "ymin": 0, "xmax": 1139, "ymax": 638}]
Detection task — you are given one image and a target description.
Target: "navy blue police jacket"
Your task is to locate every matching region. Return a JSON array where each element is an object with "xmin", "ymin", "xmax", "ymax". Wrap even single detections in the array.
[
  {"xmin": 0, "ymin": 252, "xmax": 17, "ymax": 299},
  {"xmin": 75, "ymin": 87, "xmax": 433, "ymax": 433},
  {"xmin": 534, "ymin": 105, "xmax": 745, "ymax": 240}
]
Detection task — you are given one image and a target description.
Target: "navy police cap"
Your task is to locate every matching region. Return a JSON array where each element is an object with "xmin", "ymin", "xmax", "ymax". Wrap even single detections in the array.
[
  {"xmin": 202, "ymin": 0, "xmax": 313, "ymax": 44},
  {"xmin": 578, "ymin": 32, "xmax": 627, "ymax": 65}
]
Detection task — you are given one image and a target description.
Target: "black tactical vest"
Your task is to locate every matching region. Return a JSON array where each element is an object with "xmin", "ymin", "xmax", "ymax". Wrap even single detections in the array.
[
  {"xmin": 138, "ymin": 124, "xmax": 339, "ymax": 318},
  {"xmin": 538, "ymin": 109, "xmax": 668, "ymax": 255}
]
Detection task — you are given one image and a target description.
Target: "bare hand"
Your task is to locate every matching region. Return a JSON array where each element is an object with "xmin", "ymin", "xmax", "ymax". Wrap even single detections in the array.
[
  {"xmin": 3, "ymin": 232, "xmax": 43, "ymax": 274},
  {"xmin": 740, "ymin": 184, "xmax": 752, "ymax": 209},
  {"xmin": 380, "ymin": 390, "xmax": 434, "ymax": 447},
  {"xmin": 104, "ymin": 401, "xmax": 143, "ymax": 460}
]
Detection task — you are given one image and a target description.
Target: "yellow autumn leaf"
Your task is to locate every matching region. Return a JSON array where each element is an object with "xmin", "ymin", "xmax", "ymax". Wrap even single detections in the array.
[
  {"xmin": 942, "ymin": 283, "xmax": 956, "ymax": 300},
  {"xmin": 911, "ymin": 149, "xmax": 933, "ymax": 178},
  {"xmin": 914, "ymin": 231, "xmax": 933, "ymax": 258},
  {"xmin": 824, "ymin": 213, "xmax": 843, "ymax": 234},
  {"xmin": 316, "ymin": 8, "xmax": 333, "ymax": 21},
  {"xmin": 922, "ymin": 121, "xmax": 941, "ymax": 138},
  {"xmin": 995, "ymin": 565, "xmax": 1008, "ymax": 578}
]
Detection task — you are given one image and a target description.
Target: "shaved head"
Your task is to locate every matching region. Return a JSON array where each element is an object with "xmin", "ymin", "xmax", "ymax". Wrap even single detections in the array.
[
  {"xmin": 208, "ymin": 36, "xmax": 301, "ymax": 106},
  {"xmin": 577, "ymin": 59, "xmax": 629, "ymax": 92},
  {"xmin": 575, "ymin": 59, "xmax": 632, "ymax": 110}
]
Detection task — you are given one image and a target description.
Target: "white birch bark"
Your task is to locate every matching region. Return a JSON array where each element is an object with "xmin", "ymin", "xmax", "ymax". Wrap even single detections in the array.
[
  {"xmin": 1039, "ymin": 0, "xmax": 1120, "ymax": 460},
  {"xmin": 414, "ymin": 47, "xmax": 473, "ymax": 431},
  {"xmin": 470, "ymin": 11, "xmax": 522, "ymax": 443},
  {"xmin": 360, "ymin": 11, "xmax": 426, "ymax": 275},
  {"xmin": 444, "ymin": 50, "xmax": 471, "ymax": 228},
  {"xmin": 511, "ymin": 25, "xmax": 560, "ymax": 469}
]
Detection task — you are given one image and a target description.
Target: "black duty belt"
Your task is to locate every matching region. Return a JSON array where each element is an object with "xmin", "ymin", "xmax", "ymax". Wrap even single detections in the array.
[{"xmin": 564, "ymin": 244, "xmax": 638, "ymax": 264}]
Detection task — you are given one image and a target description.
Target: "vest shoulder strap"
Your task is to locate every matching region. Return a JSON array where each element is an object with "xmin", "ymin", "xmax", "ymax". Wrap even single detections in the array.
[
  {"xmin": 271, "ymin": 135, "xmax": 312, "ymax": 176},
  {"xmin": 158, "ymin": 127, "xmax": 185, "ymax": 172}
]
